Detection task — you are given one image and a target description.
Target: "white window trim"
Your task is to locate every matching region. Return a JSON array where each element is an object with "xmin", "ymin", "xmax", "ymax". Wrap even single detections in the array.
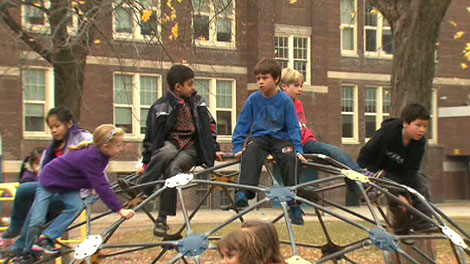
[
  {"xmin": 193, "ymin": 0, "xmax": 236, "ymax": 49},
  {"xmin": 340, "ymin": 0, "xmax": 358, "ymax": 57},
  {"xmin": 341, "ymin": 84, "xmax": 359, "ymax": 144},
  {"xmin": 21, "ymin": 2, "xmax": 78, "ymax": 35},
  {"xmin": 429, "ymin": 89, "xmax": 438, "ymax": 145},
  {"xmin": 364, "ymin": 9, "xmax": 392, "ymax": 59},
  {"xmin": 23, "ymin": 66, "xmax": 55, "ymax": 139},
  {"xmin": 364, "ymin": 86, "xmax": 390, "ymax": 140},
  {"xmin": 195, "ymin": 77, "xmax": 236, "ymax": 143},
  {"xmin": 275, "ymin": 24, "xmax": 312, "ymax": 85},
  {"xmin": 112, "ymin": 1, "xmax": 161, "ymax": 42},
  {"xmin": 113, "ymin": 72, "xmax": 162, "ymax": 140}
]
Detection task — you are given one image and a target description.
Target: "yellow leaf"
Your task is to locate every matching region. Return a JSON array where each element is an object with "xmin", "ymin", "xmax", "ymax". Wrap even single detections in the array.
[
  {"xmin": 32, "ymin": 2, "xmax": 40, "ymax": 7},
  {"xmin": 94, "ymin": 39, "xmax": 101, "ymax": 44},
  {"xmin": 454, "ymin": 31, "xmax": 465, "ymax": 39},
  {"xmin": 171, "ymin": 23, "xmax": 179, "ymax": 40},
  {"xmin": 78, "ymin": 0, "xmax": 85, "ymax": 4},
  {"xmin": 435, "ymin": 42, "xmax": 440, "ymax": 46},
  {"xmin": 370, "ymin": 8, "xmax": 378, "ymax": 15},
  {"xmin": 71, "ymin": 2, "xmax": 78, "ymax": 7},
  {"xmin": 141, "ymin": 10, "xmax": 153, "ymax": 23},
  {"xmin": 461, "ymin": 63, "xmax": 468, "ymax": 69},
  {"xmin": 467, "ymin": 7, "xmax": 470, "ymax": 13},
  {"xmin": 176, "ymin": 0, "xmax": 183, "ymax": 2},
  {"xmin": 449, "ymin": 20, "xmax": 457, "ymax": 27},
  {"xmin": 289, "ymin": 0, "xmax": 297, "ymax": 4},
  {"xmin": 464, "ymin": 51, "xmax": 470, "ymax": 61}
]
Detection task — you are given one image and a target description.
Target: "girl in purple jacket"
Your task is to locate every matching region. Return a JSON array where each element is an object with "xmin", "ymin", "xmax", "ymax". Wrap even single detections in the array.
[{"xmin": 20, "ymin": 124, "xmax": 134, "ymax": 261}]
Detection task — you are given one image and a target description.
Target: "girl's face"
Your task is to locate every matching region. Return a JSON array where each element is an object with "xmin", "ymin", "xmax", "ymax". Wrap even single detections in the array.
[
  {"xmin": 47, "ymin": 115, "xmax": 73, "ymax": 142},
  {"xmin": 220, "ymin": 249, "xmax": 240, "ymax": 264},
  {"xmin": 102, "ymin": 135, "xmax": 125, "ymax": 158},
  {"xmin": 32, "ymin": 156, "xmax": 41, "ymax": 174}
]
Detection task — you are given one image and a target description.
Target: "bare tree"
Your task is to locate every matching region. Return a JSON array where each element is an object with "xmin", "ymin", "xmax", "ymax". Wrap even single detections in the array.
[{"xmin": 370, "ymin": 0, "xmax": 452, "ymax": 115}]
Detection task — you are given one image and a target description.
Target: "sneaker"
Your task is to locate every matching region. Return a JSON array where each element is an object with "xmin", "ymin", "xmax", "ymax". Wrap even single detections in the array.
[
  {"xmin": 234, "ymin": 192, "xmax": 249, "ymax": 209},
  {"xmin": 32, "ymin": 236, "xmax": 59, "ymax": 254},
  {"xmin": 289, "ymin": 205, "xmax": 304, "ymax": 225},
  {"xmin": 153, "ymin": 219, "xmax": 170, "ymax": 237}
]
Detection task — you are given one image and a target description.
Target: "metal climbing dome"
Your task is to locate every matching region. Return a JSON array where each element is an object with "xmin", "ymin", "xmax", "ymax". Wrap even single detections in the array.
[{"xmin": 9, "ymin": 154, "xmax": 470, "ymax": 264}]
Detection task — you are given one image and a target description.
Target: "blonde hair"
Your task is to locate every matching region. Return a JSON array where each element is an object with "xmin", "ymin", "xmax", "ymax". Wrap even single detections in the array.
[
  {"xmin": 69, "ymin": 124, "xmax": 124, "ymax": 150},
  {"xmin": 280, "ymin": 68, "xmax": 304, "ymax": 86},
  {"xmin": 242, "ymin": 221, "xmax": 285, "ymax": 263},
  {"xmin": 217, "ymin": 230, "xmax": 264, "ymax": 264}
]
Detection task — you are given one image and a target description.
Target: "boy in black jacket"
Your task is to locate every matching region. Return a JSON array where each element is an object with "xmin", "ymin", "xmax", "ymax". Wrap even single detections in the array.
[
  {"xmin": 138, "ymin": 65, "xmax": 223, "ymax": 236},
  {"xmin": 357, "ymin": 103, "xmax": 434, "ymax": 235}
]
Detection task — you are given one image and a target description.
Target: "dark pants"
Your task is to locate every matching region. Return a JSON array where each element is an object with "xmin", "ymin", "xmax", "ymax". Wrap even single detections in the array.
[
  {"xmin": 139, "ymin": 141, "xmax": 198, "ymax": 216},
  {"xmin": 239, "ymin": 136, "xmax": 298, "ymax": 199},
  {"xmin": 386, "ymin": 172, "xmax": 433, "ymax": 233}
]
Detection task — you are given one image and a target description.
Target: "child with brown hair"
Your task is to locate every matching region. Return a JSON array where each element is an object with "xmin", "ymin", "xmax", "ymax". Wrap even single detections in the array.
[
  {"xmin": 242, "ymin": 220, "xmax": 285, "ymax": 264},
  {"xmin": 15, "ymin": 124, "xmax": 135, "ymax": 262},
  {"xmin": 217, "ymin": 230, "xmax": 263, "ymax": 264}
]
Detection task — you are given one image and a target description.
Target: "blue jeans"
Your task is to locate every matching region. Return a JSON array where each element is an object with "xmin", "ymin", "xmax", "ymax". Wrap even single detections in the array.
[
  {"xmin": 303, "ymin": 141, "xmax": 361, "ymax": 196},
  {"xmin": 22, "ymin": 185, "xmax": 83, "ymax": 254},
  {"xmin": 5, "ymin": 183, "xmax": 64, "ymax": 240}
]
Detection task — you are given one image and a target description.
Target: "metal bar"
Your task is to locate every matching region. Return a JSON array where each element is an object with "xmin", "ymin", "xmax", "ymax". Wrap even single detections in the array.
[
  {"xmin": 177, "ymin": 186, "xmax": 193, "ymax": 235},
  {"xmin": 280, "ymin": 201, "xmax": 298, "ymax": 256}
]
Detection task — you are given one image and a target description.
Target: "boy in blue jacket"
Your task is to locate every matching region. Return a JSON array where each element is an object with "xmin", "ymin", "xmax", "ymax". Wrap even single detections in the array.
[{"xmin": 232, "ymin": 58, "xmax": 306, "ymax": 225}]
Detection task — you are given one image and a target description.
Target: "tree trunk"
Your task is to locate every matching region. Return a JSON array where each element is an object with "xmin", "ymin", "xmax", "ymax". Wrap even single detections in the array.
[{"xmin": 373, "ymin": 0, "xmax": 452, "ymax": 116}]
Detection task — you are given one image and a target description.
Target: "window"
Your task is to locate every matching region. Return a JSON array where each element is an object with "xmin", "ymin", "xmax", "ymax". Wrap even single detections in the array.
[
  {"xmin": 113, "ymin": 0, "xmax": 160, "ymax": 40},
  {"xmin": 23, "ymin": 68, "xmax": 54, "ymax": 135},
  {"xmin": 364, "ymin": 86, "xmax": 391, "ymax": 138},
  {"xmin": 113, "ymin": 73, "xmax": 161, "ymax": 137},
  {"xmin": 21, "ymin": 2, "xmax": 78, "ymax": 34},
  {"xmin": 340, "ymin": 0, "xmax": 357, "ymax": 55},
  {"xmin": 194, "ymin": 78, "xmax": 236, "ymax": 138},
  {"xmin": 192, "ymin": 0, "xmax": 235, "ymax": 48},
  {"xmin": 341, "ymin": 85, "xmax": 358, "ymax": 143},
  {"xmin": 274, "ymin": 25, "xmax": 311, "ymax": 84},
  {"xmin": 364, "ymin": 1, "xmax": 393, "ymax": 58}
]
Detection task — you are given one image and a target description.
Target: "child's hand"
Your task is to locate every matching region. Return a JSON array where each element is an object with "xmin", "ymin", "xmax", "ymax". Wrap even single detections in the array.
[
  {"xmin": 297, "ymin": 153, "xmax": 307, "ymax": 163},
  {"xmin": 119, "ymin": 209, "xmax": 135, "ymax": 220},
  {"xmin": 216, "ymin": 151, "xmax": 225, "ymax": 161},
  {"xmin": 234, "ymin": 151, "xmax": 243, "ymax": 160},
  {"xmin": 136, "ymin": 166, "xmax": 145, "ymax": 175}
]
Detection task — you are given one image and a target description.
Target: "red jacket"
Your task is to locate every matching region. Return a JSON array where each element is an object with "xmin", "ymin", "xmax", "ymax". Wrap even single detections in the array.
[{"xmin": 294, "ymin": 99, "xmax": 316, "ymax": 145}]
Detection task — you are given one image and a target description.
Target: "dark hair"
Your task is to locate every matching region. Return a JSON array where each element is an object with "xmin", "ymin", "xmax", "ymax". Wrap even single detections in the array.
[
  {"xmin": 167, "ymin": 65, "xmax": 194, "ymax": 91},
  {"xmin": 400, "ymin": 103, "xmax": 430, "ymax": 123},
  {"xmin": 18, "ymin": 147, "xmax": 44, "ymax": 182},
  {"xmin": 254, "ymin": 58, "xmax": 281, "ymax": 84},
  {"xmin": 46, "ymin": 106, "xmax": 76, "ymax": 125}
]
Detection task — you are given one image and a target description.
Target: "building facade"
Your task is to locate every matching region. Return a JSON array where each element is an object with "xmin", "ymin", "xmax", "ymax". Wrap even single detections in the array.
[{"xmin": 1, "ymin": 0, "xmax": 470, "ymax": 210}]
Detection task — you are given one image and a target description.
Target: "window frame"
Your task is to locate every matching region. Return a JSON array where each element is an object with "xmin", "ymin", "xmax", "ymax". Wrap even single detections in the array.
[
  {"xmin": 340, "ymin": 0, "xmax": 358, "ymax": 56},
  {"xmin": 194, "ymin": 77, "xmax": 236, "ymax": 143},
  {"xmin": 193, "ymin": 0, "xmax": 236, "ymax": 49},
  {"xmin": 274, "ymin": 24, "xmax": 312, "ymax": 84},
  {"xmin": 22, "ymin": 66, "xmax": 55, "ymax": 138},
  {"xmin": 112, "ymin": 0, "xmax": 161, "ymax": 41},
  {"xmin": 363, "ymin": 5, "xmax": 393, "ymax": 59},
  {"xmin": 341, "ymin": 84, "xmax": 359, "ymax": 144},
  {"xmin": 113, "ymin": 72, "xmax": 162, "ymax": 140},
  {"xmin": 363, "ymin": 86, "xmax": 391, "ymax": 140},
  {"xmin": 428, "ymin": 89, "xmax": 438, "ymax": 145},
  {"xmin": 21, "ymin": 1, "xmax": 78, "ymax": 34}
]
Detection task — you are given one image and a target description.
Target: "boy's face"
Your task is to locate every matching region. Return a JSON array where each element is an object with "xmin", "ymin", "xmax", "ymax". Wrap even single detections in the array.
[
  {"xmin": 174, "ymin": 78, "xmax": 195, "ymax": 98},
  {"xmin": 403, "ymin": 119, "xmax": 429, "ymax": 141},
  {"xmin": 256, "ymin": 73, "xmax": 279, "ymax": 94},
  {"xmin": 281, "ymin": 81, "xmax": 303, "ymax": 100}
]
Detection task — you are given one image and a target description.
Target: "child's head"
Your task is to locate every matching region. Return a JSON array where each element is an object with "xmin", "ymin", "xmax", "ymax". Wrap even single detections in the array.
[
  {"xmin": 254, "ymin": 58, "xmax": 282, "ymax": 94},
  {"xmin": 93, "ymin": 124, "xmax": 125, "ymax": 158},
  {"xmin": 400, "ymin": 103, "xmax": 430, "ymax": 141},
  {"xmin": 217, "ymin": 230, "xmax": 263, "ymax": 264},
  {"xmin": 280, "ymin": 68, "xmax": 304, "ymax": 100},
  {"xmin": 167, "ymin": 65, "xmax": 195, "ymax": 99},
  {"xmin": 28, "ymin": 147, "xmax": 44, "ymax": 174},
  {"xmin": 46, "ymin": 106, "xmax": 75, "ymax": 142},
  {"xmin": 241, "ymin": 220, "xmax": 284, "ymax": 263}
]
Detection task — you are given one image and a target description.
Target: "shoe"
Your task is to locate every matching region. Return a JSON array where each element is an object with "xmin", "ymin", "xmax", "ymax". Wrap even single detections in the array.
[
  {"xmin": 32, "ymin": 236, "xmax": 59, "ymax": 254},
  {"xmin": 13, "ymin": 253, "xmax": 39, "ymax": 264},
  {"xmin": 234, "ymin": 192, "xmax": 249, "ymax": 209},
  {"xmin": 153, "ymin": 219, "xmax": 170, "ymax": 237},
  {"xmin": 289, "ymin": 205, "xmax": 304, "ymax": 225},
  {"xmin": 117, "ymin": 179, "xmax": 139, "ymax": 198}
]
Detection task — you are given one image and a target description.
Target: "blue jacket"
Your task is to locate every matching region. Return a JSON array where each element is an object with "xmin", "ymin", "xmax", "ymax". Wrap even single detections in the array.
[
  {"xmin": 39, "ymin": 146, "xmax": 122, "ymax": 212},
  {"xmin": 232, "ymin": 90, "xmax": 303, "ymax": 155}
]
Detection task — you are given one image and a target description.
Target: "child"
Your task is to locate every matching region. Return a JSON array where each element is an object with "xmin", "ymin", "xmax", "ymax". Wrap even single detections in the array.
[
  {"xmin": 357, "ymin": 103, "xmax": 434, "ymax": 235},
  {"xmin": 241, "ymin": 220, "xmax": 284, "ymax": 264},
  {"xmin": 232, "ymin": 58, "xmax": 305, "ymax": 225},
  {"xmin": 279, "ymin": 68, "xmax": 361, "ymax": 203},
  {"xmin": 138, "ymin": 64, "xmax": 223, "ymax": 237},
  {"xmin": 18, "ymin": 147, "xmax": 44, "ymax": 183},
  {"xmin": 0, "ymin": 106, "xmax": 91, "ymax": 251},
  {"xmin": 217, "ymin": 230, "xmax": 264, "ymax": 264},
  {"xmin": 18, "ymin": 125, "xmax": 134, "ymax": 262}
]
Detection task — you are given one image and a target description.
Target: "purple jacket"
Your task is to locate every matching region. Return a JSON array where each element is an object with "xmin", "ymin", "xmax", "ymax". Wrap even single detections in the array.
[
  {"xmin": 39, "ymin": 146, "xmax": 122, "ymax": 212},
  {"xmin": 20, "ymin": 169, "xmax": 38, "ymax": 183}
]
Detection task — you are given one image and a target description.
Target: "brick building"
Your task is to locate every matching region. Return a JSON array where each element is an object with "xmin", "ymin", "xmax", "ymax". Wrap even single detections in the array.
[{"xmin": 1, "ymin": 0, "xmax": 469, "ymax": 211}]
